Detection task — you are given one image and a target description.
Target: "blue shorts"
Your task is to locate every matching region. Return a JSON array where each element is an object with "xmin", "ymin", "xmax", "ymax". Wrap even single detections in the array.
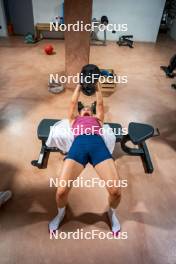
[{"xmin": 65, "ymin": 134, "xmax": 112, "ymax": 167}]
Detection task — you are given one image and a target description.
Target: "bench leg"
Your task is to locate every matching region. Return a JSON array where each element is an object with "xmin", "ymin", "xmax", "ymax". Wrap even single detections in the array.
[
  {"xmin": 121, "ymin": 135, "xmax": 154, "ymax": 174},
  {"xmin": 103, "ymin": 29, "xmax": 107, "ymax": 45},
  {"xmin": 31, "ymin": 144, "xmax": 50, "ymax": 169},
  {"xmin": 121, "ymin": 135, "xmax": 144, "ymax": 155},
  {"xmin": 140, "ymin": 142, "xmax": 154, "ymax": 174}
]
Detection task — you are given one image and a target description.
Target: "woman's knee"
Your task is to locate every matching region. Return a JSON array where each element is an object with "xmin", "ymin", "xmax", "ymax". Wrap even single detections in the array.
[
  {"xmin": 108, "ymin": 186, "xmax": 121, "ymax": 200},
  {"xmin": 56, "ymin": 187, "xmax": 69, "ymax": 202}
]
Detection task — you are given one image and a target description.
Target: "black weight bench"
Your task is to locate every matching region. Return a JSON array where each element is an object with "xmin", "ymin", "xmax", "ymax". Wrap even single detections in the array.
[{"xmin": 31, "ymin": 119, "xmax": 159, "ymax": 173}]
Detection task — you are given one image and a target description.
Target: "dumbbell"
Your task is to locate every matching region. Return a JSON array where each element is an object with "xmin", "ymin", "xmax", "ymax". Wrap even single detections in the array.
[{"xmin": 80, "ymin": 64, "xmax": 101, "ymax": 96}]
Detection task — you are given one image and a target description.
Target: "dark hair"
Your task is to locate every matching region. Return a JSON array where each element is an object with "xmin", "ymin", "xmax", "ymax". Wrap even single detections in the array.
[{"xmin": 78, "ymin": 101, "xmax": 96, "ymax": 114}]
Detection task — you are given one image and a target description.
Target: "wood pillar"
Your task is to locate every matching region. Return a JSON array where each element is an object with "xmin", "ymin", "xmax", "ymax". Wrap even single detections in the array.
[{"xmin": 64, "ymin": 0, "xmax": 92, "ymax": 88}]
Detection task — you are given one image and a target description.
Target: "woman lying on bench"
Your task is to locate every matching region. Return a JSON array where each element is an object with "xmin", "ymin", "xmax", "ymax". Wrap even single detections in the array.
[{"xmin": 49, "ymin": 83, "xmax": 121, "ymax": 235}]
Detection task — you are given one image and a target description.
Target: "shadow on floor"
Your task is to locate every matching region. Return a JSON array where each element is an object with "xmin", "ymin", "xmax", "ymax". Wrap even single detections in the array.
[
  {"xmin": 147, "ymin": 109, "xmax": 176, "ymax": 151},
  {"xmin": 1, "ymin": 179, "xmax": 176, "ymax": 233},
  {"xmin": 0, "ymin": 161, "xmax": 18, "ymax": 190}
]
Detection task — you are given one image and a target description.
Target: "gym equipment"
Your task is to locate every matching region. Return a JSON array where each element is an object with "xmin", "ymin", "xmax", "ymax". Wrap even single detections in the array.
[
  {"xmin": 91, "ymin": 101, "xmax": 97, "ymax": 114},
  {"xmin": 24, "ymin": 33, "xmax": 36, "ymax": 44},
  {"xmin": 160, "ymin": 54, "xmax": 176, "ymax": 78},
  {"xmin": 171, "ymin": 83, "xmax": 176, "ymax": 90},
  {"xmin": 100, "ymin": 68, "xmax": 116, "ymax": 94},
  {"xmin": 159, "ymin": 0, "xmax": 176, "ymax": 33},
  {"xmin": 91, "ymin": 16, "xmax": 108, "ymax": 46},
  {"xmin": 44, "ymin": 44, "xmax": 54, "ymax": 55},
  {"xmin": 121, "ymin": 123, "xmax": 159, "ymax": 173},
  {"xmin": 100, "ymin": 70, "xmax": 113, "ymax": 77},
  {"xmin": 48, "ymin": 79, "xmax": 64, "ymax": 94},
  {"xmin": 78, "ymin": 101, "xmax": 84, "ymax": 113},
  {"xmin": 80, "ymin": 64, "xmax": 101, "ymax": 96},
  {"xmin": 101, "ymin": 15, "xmax": 109, "ymax": 25},
  {"xmin": 31, "ymin": 117, "xmax": 159, "ymax": 173},
  {"xmin": 117, "ymin": 35, "xmax": 134, "ymax": 48}
]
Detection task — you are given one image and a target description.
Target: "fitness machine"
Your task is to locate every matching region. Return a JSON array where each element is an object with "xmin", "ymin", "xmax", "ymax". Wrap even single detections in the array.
[
  {"xmin": 160, "ymin": 54, "xmax": 176, "ymax": 90},
  {"xmin": 117, "ymin": 35, "xmax": 134, "ymax": 48},
  {"xmin": 91, "ymin": 16, "xmax": 109, "ymax": 46},
  {"xmin": 31, "ymin": 118, "xmax": 159, "ymax": 174},
  {"xmin": 160, "ymin": 54, "xmax": 176, "ymax": 78}
]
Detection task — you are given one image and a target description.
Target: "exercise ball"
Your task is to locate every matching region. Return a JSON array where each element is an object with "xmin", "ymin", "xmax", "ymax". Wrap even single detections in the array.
[
  {"xmin": 80, "ymin": 64, "xmax": 100, "ymax": 96},
  {"xmin": 44, "ymin": 44, "xmax": 54, "ymax": 55}
]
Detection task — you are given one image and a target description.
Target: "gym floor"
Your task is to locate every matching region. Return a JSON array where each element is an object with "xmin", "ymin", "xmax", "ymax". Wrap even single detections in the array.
[{"xmin": 0, "ymin": 35, "xmax": 176, "ymax": 264}]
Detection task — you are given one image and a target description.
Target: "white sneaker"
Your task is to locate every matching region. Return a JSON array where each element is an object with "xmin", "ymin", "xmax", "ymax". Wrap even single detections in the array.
[
  {"xmin": 0, "ymin": 190, "xmax": 12, "ymax": 207},
  {"xmin": 107, "ymin": 208, "xmax": 121, "ymax": 236}
]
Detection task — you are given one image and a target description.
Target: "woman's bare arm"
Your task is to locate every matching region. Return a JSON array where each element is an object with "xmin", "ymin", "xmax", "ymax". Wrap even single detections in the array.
[
  {"xmin": 68, "ymin": 84, "xmax": 81, "ymax": 122},
  {"xmin": 95, "ymin": 82, "xmax": 104, "ymax": 123}
]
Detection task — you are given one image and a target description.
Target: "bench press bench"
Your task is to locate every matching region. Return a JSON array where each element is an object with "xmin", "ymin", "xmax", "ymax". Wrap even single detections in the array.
[{"xmin": 31, "ymin": 119, "xmax": 159, "ymax": 173}]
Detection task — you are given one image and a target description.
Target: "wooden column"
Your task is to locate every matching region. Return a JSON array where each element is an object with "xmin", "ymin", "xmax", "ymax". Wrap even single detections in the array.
[{"xmin": 64, "ymin": 0, "xmax": 92, "ymax": 88}]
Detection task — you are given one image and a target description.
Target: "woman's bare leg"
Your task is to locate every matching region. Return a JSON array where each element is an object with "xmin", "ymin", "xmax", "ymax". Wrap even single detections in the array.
[
  {"xmin": 56, "ymin": 159, "xmax": 84, "ymax": 208},
  {"xmin": 95, "ymin": 158, "xmax": 121, "ymax": 234},
  {"xmin": 95, "ymin": 158, "xmax": 121, "ymax": 208},
  {"xmin": 49, "ymin": 159, "xmax": 84, "ymax": 231}
]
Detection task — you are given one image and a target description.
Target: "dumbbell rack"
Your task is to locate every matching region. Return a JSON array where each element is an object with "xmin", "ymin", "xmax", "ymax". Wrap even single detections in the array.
[{"xmin": 100, "ymin": 69, "xmax": 116, "ymax": 95}]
